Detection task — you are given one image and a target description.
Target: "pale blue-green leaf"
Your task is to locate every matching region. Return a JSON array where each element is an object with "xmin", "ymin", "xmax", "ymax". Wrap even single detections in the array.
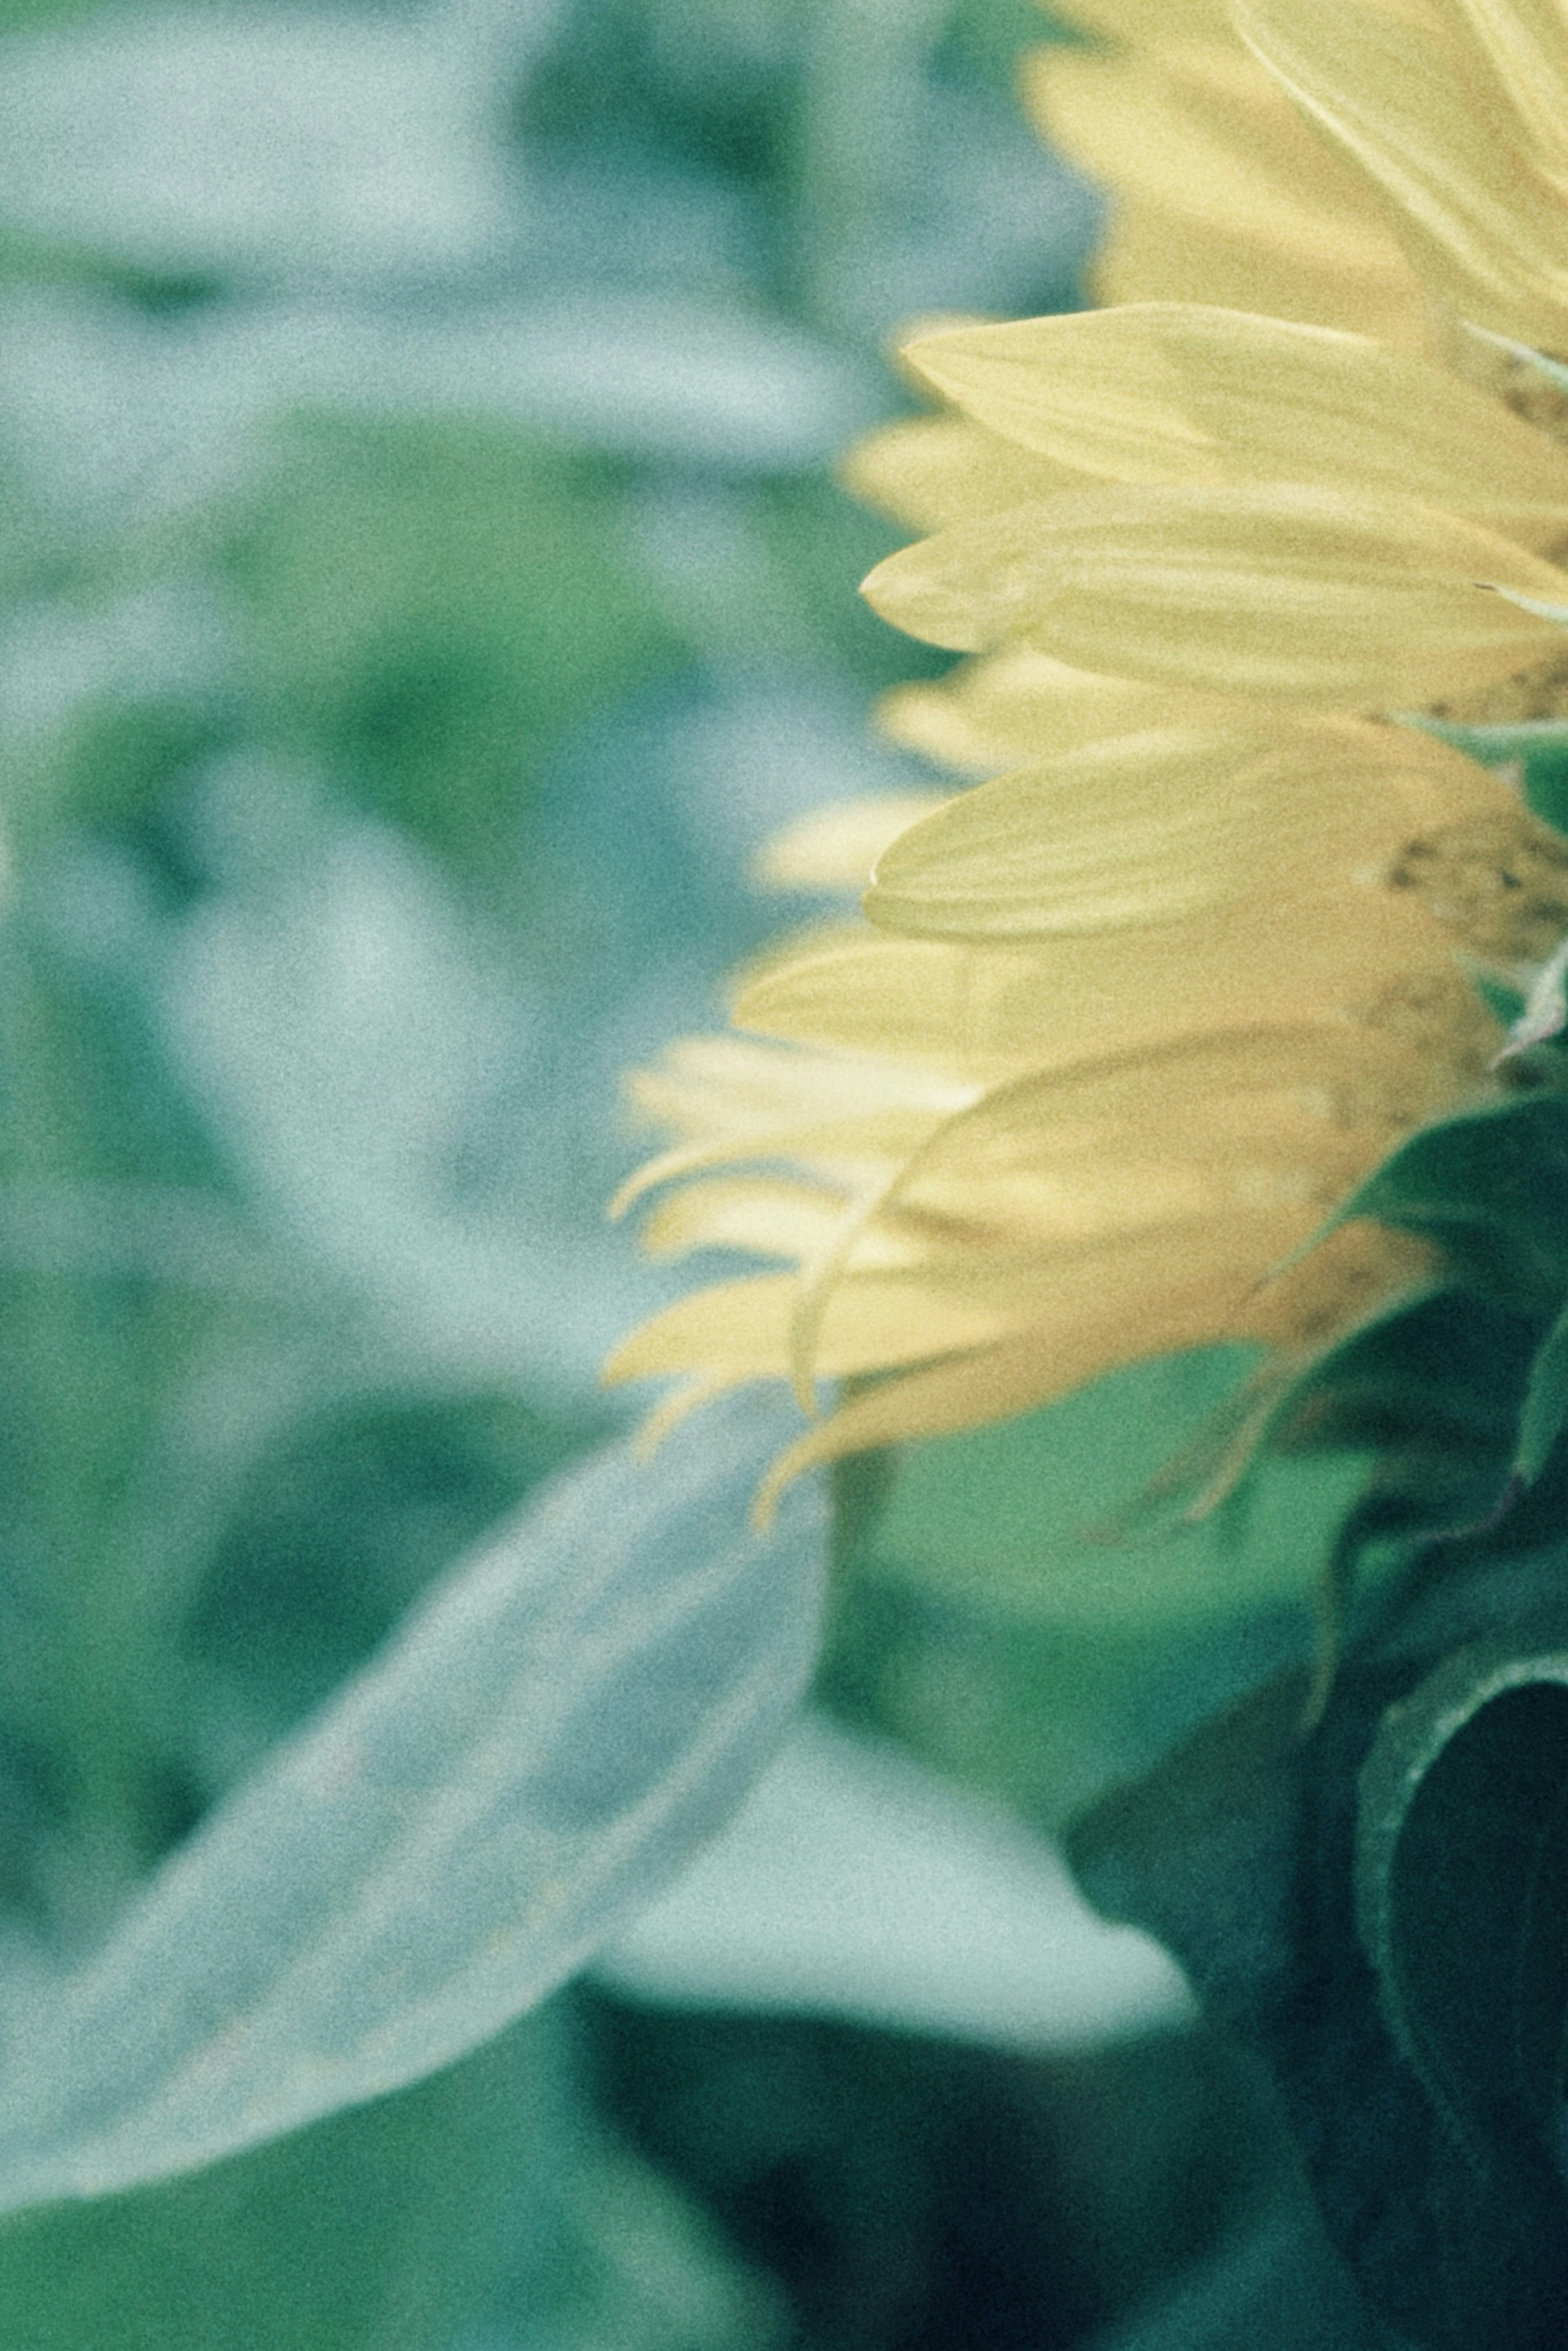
[
  {"xmin": 0, "ymin": 1392, "xmax": 824, "ymax": 2212},
  {"xmin": 0, "ymin": 8, "xmax": 520, "ymax": 276},
  {"xmin": 0, "ymin": 2015, "xmax": 785, "ymax": 2351},
  {"xmin": 597, "ymin": 1712, "xmax": 1190, "ymax": 2048}
]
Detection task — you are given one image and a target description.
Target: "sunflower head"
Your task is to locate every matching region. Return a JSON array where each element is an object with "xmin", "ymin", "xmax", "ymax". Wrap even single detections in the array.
[{"xmin": 609, "ymin": 0, "xmax": 1568, "ymax": 1522}]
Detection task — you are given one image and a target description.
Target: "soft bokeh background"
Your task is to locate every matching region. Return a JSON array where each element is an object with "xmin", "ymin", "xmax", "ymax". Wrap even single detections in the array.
[{"xmin": 0, "ymin": 3, "xmax": 1378, "ymax": 2344}]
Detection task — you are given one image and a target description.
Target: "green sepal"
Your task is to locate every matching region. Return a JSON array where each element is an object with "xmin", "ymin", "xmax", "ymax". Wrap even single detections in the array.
[
  {"xmin": 1403, "ymin": 715, "xmax": 1568, "ymax": 833},
  {"xmin": 1414, "ymin": 718, "xmax": 1568, "ymax": 764},
  {"xmin": 1068, "ymin": 1530, "xmax": 1568, "ymax": 2349},
  {"xmin": 1512, "ymin": 1300, "xmax": 1568, "ymax": 1487},
  {"xmin": 1337, "ymin": 1094, "xmax": 1568, "ymax": 1312},
  {"xmin": 1270, "ymin": 1289, "xmax": 1540, "ymax": 1467}
]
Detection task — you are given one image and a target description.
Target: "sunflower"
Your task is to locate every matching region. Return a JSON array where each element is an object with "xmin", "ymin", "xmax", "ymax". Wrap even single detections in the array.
[{"xmin": 607, "ymin": 0, "xmax": 1568, "ymax": 1502}]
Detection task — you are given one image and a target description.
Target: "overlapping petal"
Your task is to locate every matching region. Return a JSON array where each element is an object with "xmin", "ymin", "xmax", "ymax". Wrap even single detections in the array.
[
  {"xmin": 876, "ymin": 651, "xmax": 1251, "ymax": 773},
  {"xmin": 611, "ymin": 1033, "xmax": 974, "ymax": 1210},
  {"xmin": 900, "ymin": 306, "xmax": 1568, "ymax": 536},
  {"xmin": 863, "ymin": 482, "xmax": 1568, "ymax": 703},
  {"xmin": 608, "ymin": 1025, "xmax": 1451, "ymax": 1490},
  {"xmin": 1029, "ymin": 33, "xmax": 1427, "ymax": 340},
  {"xmin": 840, "ymin": 414, "xmax": 1074, "ymax": 533},
  {"xmin": 1237, "ymin": 0, "xmax": 1568, "ymax": 348},
  {"xmin": 862, "ymin": 719, "xmax": 1506, "ymax": 939},
  {"xmin": 756, "ymin": 795, "xmax": 950, "ymax": 892}
]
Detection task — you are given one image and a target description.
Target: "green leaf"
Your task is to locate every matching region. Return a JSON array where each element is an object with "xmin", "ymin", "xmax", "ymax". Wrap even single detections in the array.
[
  {"xmin": 1513, "ymin": 1304, "xmax": 1568, "ymax": 1487},
  {"xmin": 1341, "ymin": 1094, "xmax": 1568, "ymax": 1310},
  {"xmin": 0, "ymin": 2011, "xmax": 779, "ymax": 2351},
  {"xmin": 1069, "ymin": 1535, "xmax": 1568, "ymax": 2349},
  {"xmin": 0, "ymin": 1394, "xmax": 824, "ymax": 2212},
  {"xmin": 1357, "ymin": 1634, "xmax": 1568, "ymax": 2167}
]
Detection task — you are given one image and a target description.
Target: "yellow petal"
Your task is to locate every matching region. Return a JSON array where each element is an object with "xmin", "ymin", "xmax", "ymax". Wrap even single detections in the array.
[
  {"xmin": 734, "ymin": 904, "xmax": 1486, "ymax": 1083},
  {"xmin": 754, "ymin": 1209, "xmax": 1351, "ymax": 1500},
  {"xmin": 756, "ymin": 795, "xmax": 950, "ymax": 892},
  {"xmin": 862, "ymin": 1027, "xmax": 1450, "ymax": 1255},
  {"xmin": 613, "ymin": 1034, "xmax": 973, "ymax": 1212},
  {"xmin": 1234, "ymin": 1215, "xmax": 1434, "ymax": 1351},
  {"xmin": 862, "ymin": 483, "xmax": 1568, "ymax": 704},
  {"xmin": 1445, "ymin": 0, "xmax": 1568, "ymax": 173},
  {"xmin": 839, "ymin": 415, "xmax": 1073, "ymax": 533},
  {"xmin": 752, "ymin": 1342, "xmax": 1082, "ymax": 1515},
  {"xmin": 627, "ymin": 1032, "xmax": 969, "ymax": 1146},
  {"xmin": 877, "ymin": 650, "xmax": 1249, "ymax": 773},
  {"xmin": 781, "ymin": 1023, "xmax": 1455, "ymax": 1412},
  {"xmin": 1027, "ymin": 41, "xmax": 1429, "ymax": 343},
  {"xmin": 1237, "ymin": 0, "xmax": 1568, "ymax": 349},
  {"xmin": 637, "ymin": 1175, "xmax": 849, "ymax": 1264},
  {"xmin": 901, "ymin": 305, "xmax": 1568, "ymax": 537},
  {"xmin": 604, "ymin": 1268, "xmax": 1027, "ymax": 1385},
  {"xmin": 756, "ymin": 1210, "xmax": 1435, "ymax": 1511},
  {"xmin": 735, "ymin": 933, "xmax": 1074, "ymax": 1081},
  {"xmin": 613, "ymin": 1021, "xmax": 1466, "ymax": 1500},
  {"xmin": 864, "ymin": 719, "xmax": 1509, "ymax": 940}
]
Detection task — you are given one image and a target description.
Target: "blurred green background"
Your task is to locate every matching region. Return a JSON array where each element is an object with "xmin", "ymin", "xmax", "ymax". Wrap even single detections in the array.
[{"xmin": 0, "ymin": 2, "xmax": 1381, "ymax": 2344}]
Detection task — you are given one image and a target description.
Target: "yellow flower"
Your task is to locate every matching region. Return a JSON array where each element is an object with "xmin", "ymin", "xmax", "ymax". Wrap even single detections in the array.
[{"xmin": 608, "ymin": 0, "xmax": 1568, "ymax": 1499}]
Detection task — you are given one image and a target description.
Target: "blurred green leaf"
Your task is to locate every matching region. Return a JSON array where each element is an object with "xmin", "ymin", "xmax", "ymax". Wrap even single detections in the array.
[
  {"xmin": 0, "ymin": 2008, "xmax": 778, "ymax": 2351},
  {"xmin": 0, "ymin": 2021, "xmax": 546, "ymax": 2351},
  {"xmin": 755, "ymin": 472, "xmax": 944, "ymax": 687},
  {"xmin": 937, "ymin": 0, "xmax": 1077, "ymax": 91},
  {"xmin": 1083, "ymin": 2211, "xmax": 1387, "ymax": 2351},
  {"xmin": 14, "ymin": 695, "xmax": 227, "ymax": 885},
  {"xmin": 600, "ymin": 1712, "xmax": 1189, "ymax": 2047},
  {"xmin": 0, "ymin": 1397, "xmax": 824, "ymax": 2210},
  {"xmin": 222, "ymin": 417, "xmax": 685, "ymax": 878},
  {"xmin": 190, "ymin": 1387, "xmax": 610, "ymax": 1721},
  {"xmin": 589, "ymin": 1988, "xmax": 1294, "ymax": 2351},
  {"xmin": 852, "ymin": 1349, "xmax": 1365, "ymax": 1628}
]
